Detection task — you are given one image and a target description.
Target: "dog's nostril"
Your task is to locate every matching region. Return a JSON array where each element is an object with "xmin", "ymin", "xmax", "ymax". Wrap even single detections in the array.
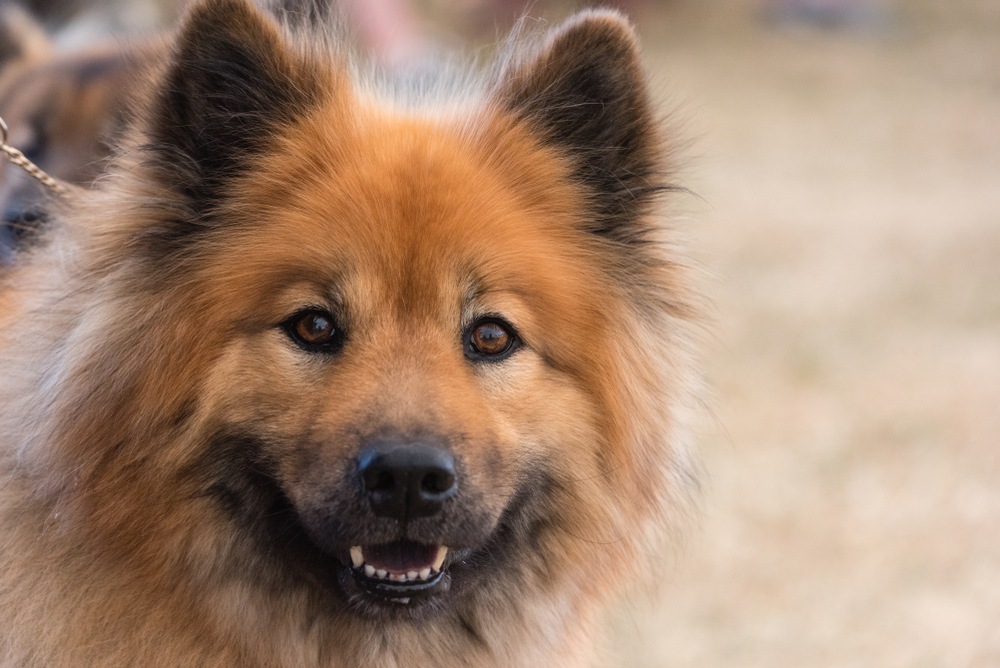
[
  {"xmin": 357, "ymin": 442, "xmax": 457, "ymax": 521},
  {"xmin": 365, "ymin": 469, "xmax": 395, "ymax": 493},
  {"xmin": 421, "ymin": 469, "xmax": 455, "ymax": 495}
]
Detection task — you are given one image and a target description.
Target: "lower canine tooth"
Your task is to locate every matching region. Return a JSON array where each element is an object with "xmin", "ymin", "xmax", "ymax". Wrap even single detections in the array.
[
  {"xmin": 350, "ymin": 546, "xmax": 364, "ymax": 568},
  {"xmin": 364, "ymin": 565, "xmax": 375, "ymax": 577},
  {"xmin": 432, "ymin": 546, "xmax": 448, "ymax": 571}
]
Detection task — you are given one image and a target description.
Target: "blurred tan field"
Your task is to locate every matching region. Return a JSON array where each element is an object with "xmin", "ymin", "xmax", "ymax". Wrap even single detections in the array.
[{"xmin": 610, "ymin": 1, "xmax": 1000, "ymax": 665}]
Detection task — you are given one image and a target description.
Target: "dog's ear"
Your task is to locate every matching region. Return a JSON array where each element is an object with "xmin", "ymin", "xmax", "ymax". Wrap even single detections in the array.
[
  {"xmin": 0, "ymin": 4, "xmax": 51, "ymax": 67},
  {"xmin": 146, "ymin": 0, "xmax": 324, "ymax": 209},
  {"xmin": 496, "ymin": 11, "xmax": 668, "ymax": 246}
]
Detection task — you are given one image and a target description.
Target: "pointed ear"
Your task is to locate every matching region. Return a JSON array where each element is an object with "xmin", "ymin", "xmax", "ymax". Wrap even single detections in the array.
[
  {"xmin": 496, "ymin": 11, "xmax": 668, "ymax": 246},
  {"xmin": 146, "ymin": 0, "xmax": 323, "ymax": 209}
]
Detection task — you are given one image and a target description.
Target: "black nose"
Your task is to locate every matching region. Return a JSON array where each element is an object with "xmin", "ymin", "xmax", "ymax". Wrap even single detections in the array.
[{"xmin": 357, "ymin": 441, "xmax": 457, "ymax": 521}]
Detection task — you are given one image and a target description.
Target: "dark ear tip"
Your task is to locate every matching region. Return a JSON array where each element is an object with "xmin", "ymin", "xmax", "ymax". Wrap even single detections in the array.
[
  {"xmin": 182, "ymin": 0, "xmax": 254, "ymax": 18},
  {"xmin": 546, "ymin": 9, "xmax": 641, "ymax": 60},
  {"xmin": 556, "ymin": 9, "xmax": 637, "ymax": 35},
  {"xmin": 175, "ymin": 0, "xmax": 280, "ymax": 51},
  {"xmin": 177, "ymin": 0, "xmax": 264, "ymax": 35}
]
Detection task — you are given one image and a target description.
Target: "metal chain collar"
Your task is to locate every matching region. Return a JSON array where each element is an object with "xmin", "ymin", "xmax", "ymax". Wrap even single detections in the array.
[{"xmin": 0, "ymin": 114, "xmax": 71, "ymax": 197}]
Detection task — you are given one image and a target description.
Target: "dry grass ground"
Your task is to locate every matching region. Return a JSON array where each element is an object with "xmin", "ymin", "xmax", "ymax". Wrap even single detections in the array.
[{"xmin": 608, "ymin": 1, "xmax": 1000, "ymax": 665}]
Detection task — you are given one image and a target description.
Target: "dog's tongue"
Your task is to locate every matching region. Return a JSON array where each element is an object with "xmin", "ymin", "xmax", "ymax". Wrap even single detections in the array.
[{"xmin": 363, "ymin": 541, "xmax": 438, "ymax": 573}]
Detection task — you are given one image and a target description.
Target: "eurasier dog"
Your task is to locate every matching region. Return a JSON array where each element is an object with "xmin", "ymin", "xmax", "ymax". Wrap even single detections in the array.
[{"xmin": 0, "ymin": 0, "xmax": 699, "ymax": 665}]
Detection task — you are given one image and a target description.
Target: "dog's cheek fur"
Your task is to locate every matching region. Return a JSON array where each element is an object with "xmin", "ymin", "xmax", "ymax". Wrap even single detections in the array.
[{"xmin": 495, "ymin": 11, "xmax": 671, "ymax": 249}]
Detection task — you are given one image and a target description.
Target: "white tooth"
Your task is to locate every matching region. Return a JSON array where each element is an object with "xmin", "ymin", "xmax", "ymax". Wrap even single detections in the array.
[
  {"xmin": 418, "ymin": 568, "xmax": 431, "ymax": 580},
  {"xmin": 350, "ymin": 546, "xmax": 364, "ymax": 568},
  {"xmin": 406, "ymin": 570, "xmax": 418, "ymax": 581},
  {"xmin": 376, "ymin": 569, "xmax": 388, "ymax": 579},
  {"xmin": 364, "ymin": 565, "xmax": 375, "ymax": 577},
  {"xmin": 391, "ymin": 573, "xmax": 405, "ymax": 582},
  {"xmin": 432, "ymin": 546, "xmax": 448, "ymax": 571}
]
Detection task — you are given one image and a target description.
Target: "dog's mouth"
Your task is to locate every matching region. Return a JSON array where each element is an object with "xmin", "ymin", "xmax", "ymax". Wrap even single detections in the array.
[
  {"xmin": 346, "ymin": 540, "xmax": 451, "ymax": 605},
  {"xmin": 202, "ymin": 434, "xmax": 554, "ymax": 616}
]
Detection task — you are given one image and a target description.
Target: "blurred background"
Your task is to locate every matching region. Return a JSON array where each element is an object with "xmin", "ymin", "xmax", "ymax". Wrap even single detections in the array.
[{"xmin": 2, "ymin": 0, "xmax": 998, "ymax": 665}]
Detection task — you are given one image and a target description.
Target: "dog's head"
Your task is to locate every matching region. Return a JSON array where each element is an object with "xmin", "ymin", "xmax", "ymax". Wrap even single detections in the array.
[{"xmin": 44, "ymin": 0, "xmax": 696, "ymax": 627}]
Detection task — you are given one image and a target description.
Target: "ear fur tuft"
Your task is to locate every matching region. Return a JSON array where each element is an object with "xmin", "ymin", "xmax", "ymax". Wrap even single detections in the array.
[
  {"xmin": 146, "ymin": 0, "xmax": 323, "ymax": 210},
  {"xmin": 497, "ymin": 11, "xmax": 669, "ymax": 246}
]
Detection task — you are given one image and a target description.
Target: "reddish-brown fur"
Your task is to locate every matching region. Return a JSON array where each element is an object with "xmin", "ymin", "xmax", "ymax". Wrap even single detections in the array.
[{"xmin": 0, "ymin": 1, "xmax": 700, "ymax": 665}]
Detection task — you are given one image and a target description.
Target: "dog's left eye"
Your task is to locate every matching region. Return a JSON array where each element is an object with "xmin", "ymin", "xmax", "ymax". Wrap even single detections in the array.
[{"xmin": 282, "ymin": 309, "xmax": 344, "ymax": 353}]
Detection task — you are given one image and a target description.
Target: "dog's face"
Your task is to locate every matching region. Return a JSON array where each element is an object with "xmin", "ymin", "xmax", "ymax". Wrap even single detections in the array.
[
  {"xmin": 53, "ymin": 0, "xmax": 689, "ymax": 627},
  {"xmin": 185, "ymin": 110, "xmax": 617, "ymax": 616}
]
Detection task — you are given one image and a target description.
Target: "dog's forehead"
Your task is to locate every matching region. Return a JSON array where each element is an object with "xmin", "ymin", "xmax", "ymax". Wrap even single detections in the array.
[
  {"xmin": 202, "ymin": 95, "xmax": 606, "ymax": 332},
  {"xmin": 253, "ymin": 102, "xmax": 582, "ymax": 284},
  {"xmin": 299, "ymin": 105, "xmax": 528, "ymax": 223}
]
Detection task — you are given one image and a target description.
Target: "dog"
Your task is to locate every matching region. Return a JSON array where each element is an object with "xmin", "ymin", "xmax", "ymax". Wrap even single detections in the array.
[
  {"xmin": 0, "ymin": 4, "xmax": 148, "ymax": 262},
  {"xmin": 0, "ymin": 0, "xmax": 700, "ymax": 665}
]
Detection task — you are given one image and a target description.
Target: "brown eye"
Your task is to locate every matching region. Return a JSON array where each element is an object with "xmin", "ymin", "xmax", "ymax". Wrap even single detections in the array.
[
  {"xmin": 466, "ymin": 318, "xmax": 519, "ymax": 361},
  {"xmin": 283, "ymin": 309, "xmax": 344, "ymax": 353}
]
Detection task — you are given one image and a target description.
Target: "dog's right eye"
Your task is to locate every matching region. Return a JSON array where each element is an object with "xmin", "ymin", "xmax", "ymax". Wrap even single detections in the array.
[{"xmin": 282, "ymin": 309, "xmax": 344, "ymax": 353}]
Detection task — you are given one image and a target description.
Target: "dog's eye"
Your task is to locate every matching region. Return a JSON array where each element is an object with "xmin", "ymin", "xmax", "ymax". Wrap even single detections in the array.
[
  {"xmin": 282, "ymin": 309, "xmax": 344, "ymax": 353},
  {"xmin": 465, "ymin": 318, "xmax": 519, "ymax": 361}
]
